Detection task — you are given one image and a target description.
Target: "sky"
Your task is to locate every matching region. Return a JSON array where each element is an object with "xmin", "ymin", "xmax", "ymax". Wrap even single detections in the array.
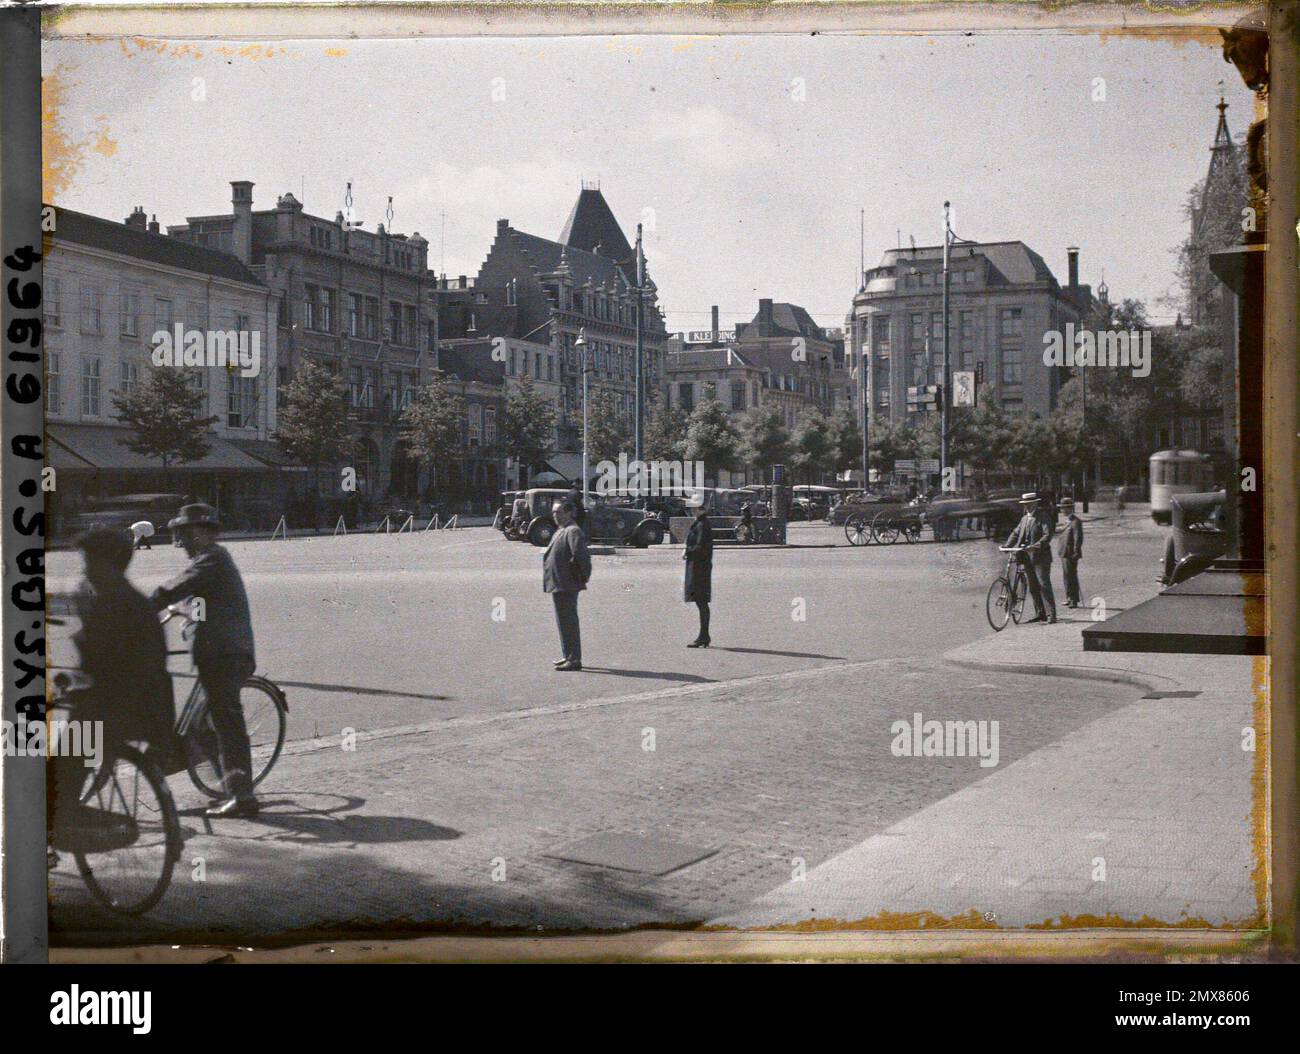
[{"xmin": 44, "ymin": 31, "xmax": 1252, "ymax": 334}]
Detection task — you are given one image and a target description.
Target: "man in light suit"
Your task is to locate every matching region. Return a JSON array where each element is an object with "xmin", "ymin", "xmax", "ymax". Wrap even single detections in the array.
[
  {"xmin": 543, "ymin": 498, "xmax": 592, "ymax": 671},
  {"xmin": 1005, "ymin": 492, "xmax": 1057, "ymax": 624}
]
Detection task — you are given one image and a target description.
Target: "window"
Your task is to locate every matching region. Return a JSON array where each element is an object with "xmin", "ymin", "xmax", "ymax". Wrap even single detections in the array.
[
  {"xmin": 730, "ymin": 380, "xmax": 746, "ymax": 411},
  {"xmin": 547, "ymin": 354, "xmax": 554, "ymax": 382},
  {"xmin": 507, "ymin": 348, "xmax": 517, "ymax": 376},
  {"xmin": 348, "ymin": 293, "xmax": 364, "ymax": 337},
  {"xmin": 119, "ymin": 360, "xmax": 140, "ymax": 396},
  {"xmin": 872, "ymin": 315, "xmax": 891, "ymax": 357},
  {"xmin": 678, "ymin": 382, "xmax": 694, "ymax": 412},
  {"xmin": 751, "ymin": 382, "xmax": 759, "ymax": 408},
  {"xmin": 402, "ymin": 374, "xmax": 416, "ymax": 409},
  {"xmin": 277, "ymin": 366, "xmax": 289, "ymax": 408},
  {"xmin": 80, "ymin": 356, "xmax": 101, "ymax": 415},
  {"xmin": 349, "ymin": 366, "xmax": 365, "ymax": 408},
  {"xmin": 405, "ymin": 305, "xmax": 418, "ymax": 347},
  {"xmin": 44, "ymin": 276, "xmax": 62, "ymax": 328},
  {"xmin": 959, "ymin": 310, "xmax": 977, "ymax": 366},
  {"xmin": 909, "ymin": 313, "xmax": 925, "ymax": 351},
  {"xmin": 467, "ymin": 403, "xmax": 482, "ymax": 446},
  {"xmin": 118, "ymin": 291, "xmax": 141, "ymax": 337},
  {"xmin": 363, "ymin": 297, "xmax": 378, "ymax": 339},
  {"xmin": 485, "ymin": 407, "xmax": 497, "ymax": 443},
  {"xmin": 186, "ymin": 301, "xmax": 206, "ymax": 333},
  {"xmin": 80, "ymin": 286, "xmax": 102, "ymax": 334},
  {"xmin": 1001, "ymin": 348, "xmax": 1022, "ymax": 385},
  {"xmin": 304, "ymin": 284, "xmax": 334, "ymax": 332},
  {"xmin": 534, "ymin": 352, "xmax": 542, "ymax": 380},
  {"xmin": 277, "ymin": 295, "xmax": 289, "ymax": 329},
  {"xmin": 309, "ymin": 226, "xmax": 333, "ymax": 251},
  {"xmin": 187, "ymin": 369, "xmax": 208, "ymax": 415},
  {"xmin": 387, "ymin": 301, "xmax": 403, "ymax": 344},
  {"xmin": 999, "ymin": 307, "xmax": 1024, "ymax": 340},
  {"xmin": 877, "ymin": 388, "xmax": 890, "ymax": 408},
  {"xmin": 912, "ymin": 352, "xmax": 928, "ymax": 386},
  {"xmin": 154, "ymin": 297, "xmax": 174, "ymax": 334},
  {"xmin": 47, "ymin": 352, "xmax": 61, "ymax": 414},
  {"xmin": 228, "ymin": 374, "xmax": 258, "ymax": 428}
]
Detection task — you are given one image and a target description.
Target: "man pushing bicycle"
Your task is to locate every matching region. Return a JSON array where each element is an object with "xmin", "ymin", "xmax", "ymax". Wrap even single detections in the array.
[{"xmin": 150, "ymin": 503, "xmax": 260, "ymax": 819}]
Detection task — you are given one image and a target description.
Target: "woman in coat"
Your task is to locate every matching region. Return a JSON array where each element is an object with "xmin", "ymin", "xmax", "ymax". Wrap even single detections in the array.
[{"xmin": 684, "ymin": 497, "xmax": 714, "ymax": 647}]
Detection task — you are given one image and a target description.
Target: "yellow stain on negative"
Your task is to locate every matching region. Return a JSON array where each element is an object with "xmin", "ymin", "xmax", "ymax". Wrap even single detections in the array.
[
  {"xmin": 324, "ymin": 48, "xmax": 349, "ymax": 58},
  {"xmin": 42, "ymin": 69, "xmax": 100, "ymax": 201},
  {"xmin": 92, "ymin": 124, "xmax": 118, "ymax": 158}
]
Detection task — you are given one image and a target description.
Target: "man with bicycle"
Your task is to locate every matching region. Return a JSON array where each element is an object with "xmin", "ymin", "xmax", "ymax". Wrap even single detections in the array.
[
  {"xmin": 1005, "ymin": 492, "xmax": 1058, "ymax": 625},
  {"xmin": 150, "ymin": 503, "xmax": 260, "ymax": 818}
]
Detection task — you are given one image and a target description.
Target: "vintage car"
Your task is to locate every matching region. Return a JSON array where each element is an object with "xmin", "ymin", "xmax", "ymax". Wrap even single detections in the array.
[
  {"xmin": 1160, "ymin": 489, "xmax": 1229, "ymax": 585},
  {"xmin": 514, "ymin": 488, "xmax": 667, "ymax": 548},
  {"xmin": 493, "ymin": 491, "xmax": 523, "ymax": 532},
  {"xmin": 59, "ymin": 492, "xmax": 187, "ymax": 544}
]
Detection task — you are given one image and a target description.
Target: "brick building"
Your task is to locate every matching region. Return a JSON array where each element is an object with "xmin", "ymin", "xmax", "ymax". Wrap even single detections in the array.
[{"xmin": 167, "ymin": 182, "xmax": 436, "ymax": 504}]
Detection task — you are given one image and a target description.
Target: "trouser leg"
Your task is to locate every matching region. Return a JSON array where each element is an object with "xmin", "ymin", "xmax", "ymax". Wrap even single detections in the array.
[
  {"xmin": 696, "ymin": 601, "xmax": 710, "ymax": 641},
  {"xmin": 1033, "ymin": 559, "xmax": 1057, "ymax": 620},
  {"xmin": 1063, "ymin": 558, "xmax": 1080, "ymax": 606},
  {"xmin": 199, "ymin": 658, "xmax": 256, "ymax": 799},
  {"xmin": 1018, "ymin": 554, "xmax": 1044, "ymax": 617},
  {"xmin": 553, "ymin": 592, "xmax": 581, "ymax": 663}
]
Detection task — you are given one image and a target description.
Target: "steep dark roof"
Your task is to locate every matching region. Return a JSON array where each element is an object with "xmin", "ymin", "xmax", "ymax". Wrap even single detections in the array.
[
  {"xmin": 438, "ymin": 342, "xmax": 508, "ymax": 385},
  {"xmin": 50, "ymin": 206, "xmax": 264, "ymax": 286},
  {"xmin": 511, "ymin": 230, "xmax": 632, "ymax": 290},
  {"xmin": 559, "ymin": 187, "xmax": 634, "ymax": 261},
  {"xmin": 735, "ymin": 302, "xmax": 828, "ymax": 341}
]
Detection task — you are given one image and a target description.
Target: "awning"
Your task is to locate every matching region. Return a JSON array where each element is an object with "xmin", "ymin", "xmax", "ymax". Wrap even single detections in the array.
[
  {"xmin": 541, "ymin": 451, "xmax": 584, "ymax": 482},
  {"xmin": 47, "ymin": 424, "xmax": 272, "ymax": 472},
  {"xmin": 228, "ymin": 438, "xmax": 309, "ymax": 472}
]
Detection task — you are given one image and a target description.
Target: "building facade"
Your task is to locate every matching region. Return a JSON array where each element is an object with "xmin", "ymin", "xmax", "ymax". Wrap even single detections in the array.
[
  {"xmin": 168, "ymin": 182, "xmax": 436, "ymax": 504},
  {"xmin": 849, "ymin": 241, "xmax": 1092, "ymax": 427},
  {"xmin": 44, "ymin": 205, "xmax": 285, "ymax": 531}
]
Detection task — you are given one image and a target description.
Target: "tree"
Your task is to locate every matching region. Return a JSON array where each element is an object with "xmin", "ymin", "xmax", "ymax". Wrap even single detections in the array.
[
  {"xmin": 275, "ymin": 359, "xmax": 352, "ymax": 496},
  {"xmin": 642, "ymin": 389, "xmax": 687, "ymax": 463},
  {"xmin": 400, "ymin": 370, "xmax": 465, "ymax": 498},
  {"xmin": 790, "ymin": 407, "xmax": 832, "ymax": 485},
  {"xmin": 499, "ymin": 373, "xmax": 556, "ymax": 477},
  {"xmin": 683, "ymin": 384, "xmax": 739, "ymax": 485},
  {"xmin": 585, "ymin": 388, "xmax": 629, "ymax": 467},
  {"xmin": 736, "ymin": 405, "xmax": 790, "ymax": 481},
  {"xmin": 112, "ymin": 364, "xmax": 218, "ymax": 468},
  {"xmin": 826, "ymin": 408, "xmax": 863, "ymax": 479},
  {"xmin": 961, "ymin": 397, "xmax": 1013, "ymax": 487}
]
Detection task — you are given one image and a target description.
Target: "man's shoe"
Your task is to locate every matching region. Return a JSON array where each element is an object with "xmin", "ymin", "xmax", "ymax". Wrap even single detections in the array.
[
  {"xmin": 205, "ymin": 796, "xmax": 260, "ymax": 819},
  {"xmin": 687, "ymin": 639, "xmax": 704, "ymax": 648},
  {"xmin": 1024, "ymin": 615, "xmax": 1046, "ymax": 624},
  {"xmin": 1048, "ymin": 616, "xmax": 1058, "ymax": 624},
  {"xmin": 554, "ymin": 660, "xmax": 583, "ymax": 672},
  {"xmin": 552, "ymin": 657, "xmax": 568, "ymax": 667}
]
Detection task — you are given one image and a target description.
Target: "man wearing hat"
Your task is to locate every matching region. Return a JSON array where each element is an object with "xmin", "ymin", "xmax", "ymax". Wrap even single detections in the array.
[
  {"xmin": 1005, "ymin": 492, "xmax": 1057, "ymax": 624},
  {"xmin": 683, "ymin": 490, "xmax": 714, "ymax": 647},
  {"xmin": 1057, "ymin": 498, "xmax": 1084, "ymax": 608},
  {"xmin": 150, "ymin": 503, "xmax": 260, "ymax": 817}
]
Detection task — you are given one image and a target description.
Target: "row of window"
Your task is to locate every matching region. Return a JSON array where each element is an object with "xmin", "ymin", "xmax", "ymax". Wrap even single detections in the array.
[
  {"xmin": 902, "ymin": 268, "xmax": 980, "ymax": 289},
  {"xmin": 565, "ymin": 339, "xmax": 659, "ymax": 383},
  {"xmin": 44, "ymin": 276, "xmax": 254, "ymax": 339},
  {"xmin": 297, "ymin": 284, "xmax": 422, "ymax": 347},
  {"xmin": 306, "ymin": 225, "xmax": 420, "ymax": 272},
  {"xmin": 866, "ymin": 306, "xmax": 1024, "ymax": 357},
  {"xmin": 47, "ymin": 352, "xmax": 259, "ymax": 428}
]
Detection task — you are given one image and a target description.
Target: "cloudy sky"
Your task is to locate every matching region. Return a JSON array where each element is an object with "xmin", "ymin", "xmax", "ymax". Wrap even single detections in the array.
[{"xmin": 44, "ymin": 31, "xmax": 1250, "ymax": 333}]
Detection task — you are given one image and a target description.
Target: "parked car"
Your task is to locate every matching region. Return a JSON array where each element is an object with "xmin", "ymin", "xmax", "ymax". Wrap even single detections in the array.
[
  {"xmin": 1160, "ymin": 489, "xmax": 1229, "ymax": 585},
  {"xmin": 512, "ymin": 488, "xmax": 666, "ymax": 547}
]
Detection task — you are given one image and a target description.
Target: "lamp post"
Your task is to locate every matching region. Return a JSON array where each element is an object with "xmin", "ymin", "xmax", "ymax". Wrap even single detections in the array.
[
  {"xmin": 940, "ymin": 201, "xmax": 952, "ymax": 482},
  {"xmin": 575, "ymin": 327, "xmax": 590, "ymax": 510},
  {"xmin": 634, "ymin": 223, "xmax": 645, "ymax": 464}
]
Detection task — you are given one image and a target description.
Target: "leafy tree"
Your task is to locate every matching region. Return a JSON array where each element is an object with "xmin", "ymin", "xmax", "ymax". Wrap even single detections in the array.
[
  {"xmin": 584, "ymin": 388, "xmax": 630, "ymax": 467},
  {"xmin": 962, "ymin": 397, "xmax": 1014, "ymax": 487},
  {"xmin": 736, "ymin": 405, "xmax": 791, "ymax": 481},
  {"xmin": 642, "ymin": 388, "xmax": 687, "ymax": 463},
  {"xmin": 791, "ymin": 408, "xmax": 832, "ymax": 485},
  {"xmin": 683, "ymin": 384, "xmax": 739, "ymax": 485},
  {"xmin": 827, "ymin": 408, "xmax": 863, "ymax": 478},
  {"xmin": 400, "ymin": 370, "xmax": 465, "ymax": 498},
  {"xmin": 112, "ymin": 364, "xmax": 218, "ymax": 468},
  {"xmin": 274, "ymin": 359, "xmax": 352, "ymax": 497},
  {"xmin": 499, "ymin": 373, "xmax": 556, "ymax": 478}
]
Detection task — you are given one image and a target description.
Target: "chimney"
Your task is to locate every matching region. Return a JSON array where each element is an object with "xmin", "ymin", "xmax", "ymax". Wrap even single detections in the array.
[
  {"xmin": 711, "ymin": 305, "xmax": 719, "ymax": 342},
  {"xmin": 1066, "ymin": 246, "xmax": 1079, "ymax": 289},
  {"xmin": 147, "ymin": 214, "xmax": 160, "ymax": 235},
  {"xmin": 124, "ymin": 206, "xmax": 147, "ymax": 230},
  {"xmin": 231, "ymin": 180, "xmax": 254, "ymax": 264},
  {"xmin": 758, "ymin": 298, "xmax": 774, "ymax": 334}
]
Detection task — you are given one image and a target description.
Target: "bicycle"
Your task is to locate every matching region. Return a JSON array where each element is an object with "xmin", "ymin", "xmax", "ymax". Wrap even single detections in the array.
[
  {"xmin": 986, "ymin": 545, "xmax": 1031, "ymax": 632},
  {"xmin": 48, "ymin": 668, "xmax": 182, "ymax": 916},
  {"xmin": 162, "ymin": 605, "xmax": 289, "ymax": 799}
]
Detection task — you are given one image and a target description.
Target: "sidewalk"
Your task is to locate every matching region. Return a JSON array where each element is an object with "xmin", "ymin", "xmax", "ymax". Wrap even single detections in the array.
[{"xmin": 716, "ymin": 572, "xmax": 1263, "ymax": 931}]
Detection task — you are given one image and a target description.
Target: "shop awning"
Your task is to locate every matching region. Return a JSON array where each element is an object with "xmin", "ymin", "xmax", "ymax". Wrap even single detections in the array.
[{"xmin": 47, "ymin": 424, "xmax": 271, "ymax": 472}]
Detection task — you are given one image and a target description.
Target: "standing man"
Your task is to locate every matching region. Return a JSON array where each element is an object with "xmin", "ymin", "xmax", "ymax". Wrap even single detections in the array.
[
  {"xmin": 1005, "ymin": 492, "xmax": 1054, "ymax": 624},
  {"xmin": 1024, "ymin": 496, "xmax": 1059, "ymax": 624},
  {"xmin": 544, "ymin": 498, "xmax": 591, "ymax": 672},
  {"xmin": 150, "ymin": 503, "xmax": 260, "ymax": 818},
  {"xmin": 1058, "ymin": 498, "xmax": 1084, "ymax": 608},
  {"xmin": 684, "ymin": 492, "xmax": 714, "ymax": 647},
  {"xmin": 567, "ymin": 481, "xmax": 588, "ymax": 534}
]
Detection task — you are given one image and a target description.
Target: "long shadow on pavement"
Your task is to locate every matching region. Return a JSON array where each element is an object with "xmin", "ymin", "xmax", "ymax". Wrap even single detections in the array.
[
  {"xmin": 577, "ymin": 667, "xmax": 713, "ymax": 684},
  {"xmin": 710, "ymin": 646, "xmax": 848, "ymax": 661}
]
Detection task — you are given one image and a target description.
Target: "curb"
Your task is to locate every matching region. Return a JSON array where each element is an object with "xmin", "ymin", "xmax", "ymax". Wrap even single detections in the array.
[{"xmin": 943, "ymin": 646, "xmax": 1181, "ymax": 693}]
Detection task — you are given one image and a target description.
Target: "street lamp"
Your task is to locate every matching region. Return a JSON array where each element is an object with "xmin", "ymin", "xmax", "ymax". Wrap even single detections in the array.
[{"xmin": 575, "ymin": 326, "xmax": 590, "ymax": 510}]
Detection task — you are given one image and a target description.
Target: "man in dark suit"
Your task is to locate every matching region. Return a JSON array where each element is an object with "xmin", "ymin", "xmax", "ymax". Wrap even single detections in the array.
[
  {"xmin": 1057, "ymin": 498, "xmax": 1085, "ymax": 607},
  {"xmin": 544, "ymin": 498, "xmax": 592, "ymax": 671},
  {"xmin": 1005, "ymin": 492, "xmax": 1057, "ymax": 624},
  {"xmin": 683, "ymin": 493, "xmax": 714, "ymax": 647},
  {"xmin": 150, "ymin": 503, "xmax": 260, "ymax": 818}
]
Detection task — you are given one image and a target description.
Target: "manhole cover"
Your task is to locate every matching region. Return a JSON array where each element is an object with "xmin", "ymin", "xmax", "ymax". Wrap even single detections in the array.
[
  {"xmin": 1140, "ymin": 690, "xmax": 1203, "ymax": 699},
  {"xmin": 546, "ymin": 832, "xmax": 718, "ymax": 876}
]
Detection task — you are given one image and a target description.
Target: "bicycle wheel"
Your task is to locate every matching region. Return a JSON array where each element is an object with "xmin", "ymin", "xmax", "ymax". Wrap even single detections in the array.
[
  {"xmin": 1009, "ymin": 571, "xmax": 1029, "ymax": 624},
  {"xmin": 985, "ymin": 576, "xmax": 1014, "ymax": 631},
  {"xmin": 844, "ymin": 514, "xmax": 871, "ymax": 547},
  {"xmin": 72, "ymin": 745, "xmax": 180, "ymax": 915},
  {"xmin": 186, "ymin": 676, "xmax": 288, "ymax": 798}
]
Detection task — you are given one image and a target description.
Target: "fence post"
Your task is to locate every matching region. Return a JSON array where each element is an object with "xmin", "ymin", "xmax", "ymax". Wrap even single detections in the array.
[{"xmin": 270, "ymin": 515, "xmax": 288, "ymax": 540}]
